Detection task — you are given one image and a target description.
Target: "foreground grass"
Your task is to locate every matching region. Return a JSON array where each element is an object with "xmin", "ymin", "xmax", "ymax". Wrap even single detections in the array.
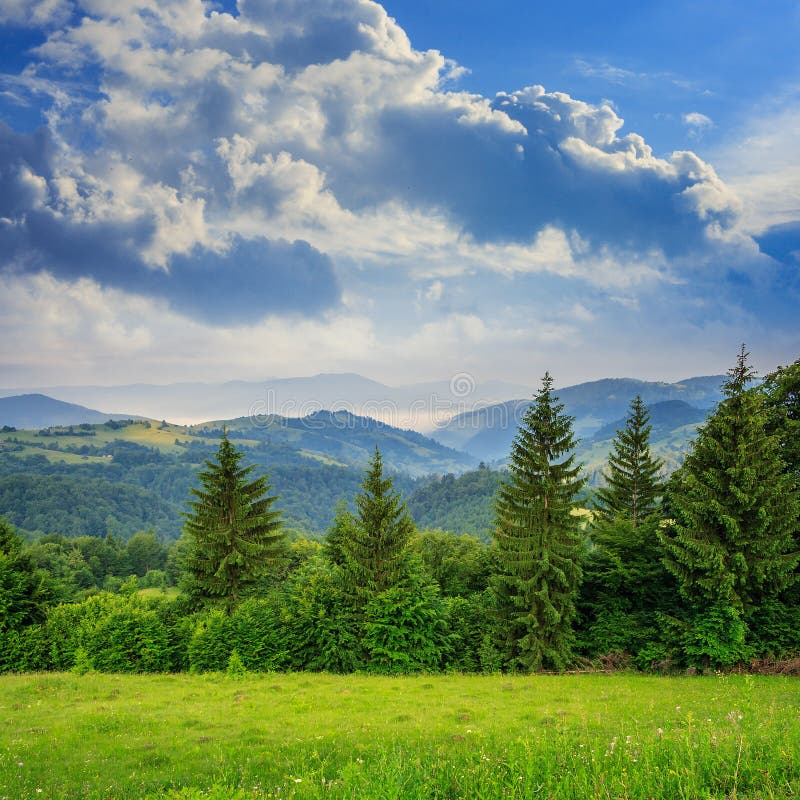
[{"xmin": 1, "ymin": 672, "xmax": 798, "ymax": 799}]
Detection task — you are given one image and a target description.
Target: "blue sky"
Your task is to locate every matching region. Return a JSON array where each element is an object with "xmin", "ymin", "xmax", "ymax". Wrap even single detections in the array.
[{"xmin": 0, "ymin": 0, "xmax": 798, "ymax": 391}]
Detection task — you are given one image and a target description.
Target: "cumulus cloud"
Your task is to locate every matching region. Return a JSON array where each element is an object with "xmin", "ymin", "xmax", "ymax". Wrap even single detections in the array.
[
  {"xmin": 0, "ymin": 0, "xmax": 756, "ymax": 323},
  {"xmin": 0, "ymin": 0, "xmax": 73, "ymax": 28},
  {"xmin": 2, "ymin": 0, "xmax": 795, "ymax": 391}
]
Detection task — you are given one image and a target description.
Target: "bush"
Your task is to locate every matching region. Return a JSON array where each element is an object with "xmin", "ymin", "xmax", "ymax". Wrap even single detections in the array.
[
  {"xmin": 281, "ymin": 557, "xmax": 362, "ymax": 673},
  {"xmin": 187, "ymin": 610, "xmax": 234, "ymax": 672},
  {"xmin": 363, "ymin": 581, "xmax": 446, "ymax": 674},
  {"xmin": 40, "ymin": 593, "xmax": 186, "ymax": 673}
]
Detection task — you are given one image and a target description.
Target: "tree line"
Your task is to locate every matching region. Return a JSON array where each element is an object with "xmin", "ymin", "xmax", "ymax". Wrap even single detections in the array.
[{"xmin": 1, "ymin": 348, "xmax": 797, "ymax": 674}]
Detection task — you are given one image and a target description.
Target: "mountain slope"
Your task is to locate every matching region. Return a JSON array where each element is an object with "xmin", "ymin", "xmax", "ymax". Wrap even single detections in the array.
[
  {"xmin": 589, "ymin": 400, "xmax": 707, "ymax": 442},
  {"xmin": 0, "ymin": 394, "xmax": 131, "ymax": 429},
  {"xmin": 195, "ymin": 410, "xmax": 476, "ymax": 477},
  {"xmin": 0, "ymin": 410, "xmax": 464, "ymax": 540}
]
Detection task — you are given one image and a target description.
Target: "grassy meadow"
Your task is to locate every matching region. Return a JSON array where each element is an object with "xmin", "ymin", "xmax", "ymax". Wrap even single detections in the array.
[{"xmin": 1, "ymin": 672, "xmax": 798, "ymax": 799}]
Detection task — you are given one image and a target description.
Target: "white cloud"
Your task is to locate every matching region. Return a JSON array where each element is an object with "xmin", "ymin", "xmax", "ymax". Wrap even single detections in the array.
[
  {"xmin": 683, "ymin": 111, "xmax": 713, "ymax": 129},
  {"xmin": 712, "ymin": 102, "xmax": 800, "ymax": 233},
  {"xmin": 0, "ymin": 0, "xmax": 72, "ymax": 27},
  {"xmin": 1, "ymin": 0, "xmax": 796, "ymax": 391}
]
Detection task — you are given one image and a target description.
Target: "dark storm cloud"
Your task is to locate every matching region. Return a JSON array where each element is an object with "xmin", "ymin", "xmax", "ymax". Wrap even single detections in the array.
[{"xmin": 0, "ymin": 208, "xmax": 340, "ymax": 324}]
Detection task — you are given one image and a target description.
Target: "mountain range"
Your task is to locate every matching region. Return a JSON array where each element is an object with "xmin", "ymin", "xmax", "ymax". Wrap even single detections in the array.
[
  {"xmin": 432, "ymin": 376, "xmax": 725, "ymax": 461},
  {"xmin": 0, "ymin": 374, "xmax": 727, "ymax": 540},
  {"xmin": 0, "ymin": 374, "xmax": 535, "ymax": 429}
]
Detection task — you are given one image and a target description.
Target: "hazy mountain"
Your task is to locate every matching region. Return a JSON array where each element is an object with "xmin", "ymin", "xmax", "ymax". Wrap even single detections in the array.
[
  {"xmin": 589, "ymin": 400, "xmax": 708, "ymax": 442},
  {"xmin": 0, "ymin": 394, "xmax": 133, "ymax": 429},
  {"xmin": 0, "ymin": 373, "xmax": 535, "ymax": 428},
  {"xmin": 432, "ymin": 376, "xmax": 725, "ymax": 460}
]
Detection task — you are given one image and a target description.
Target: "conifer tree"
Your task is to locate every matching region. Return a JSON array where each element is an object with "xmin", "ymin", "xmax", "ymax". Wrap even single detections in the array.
[
  {"xmin": 493, "ymin": 372, "xmax": 586, "ymax": 671},
  {"xmin": 340, "ymin": 447, "xmax": 415, "ymax": 597},
  {"xmin": 660, "ymin": 346, "xmax": 800, "ymax": 660},
  {"xmin": 593, "ymin": 395, "xmax": 663, "ymax": 527},
  {"xmin": 762, "ymin": 358, "xmax": 800, "ymax": 481},
  {"xmin": 183, "ymin": 431, "xmax": 284, "ymax": 612}
]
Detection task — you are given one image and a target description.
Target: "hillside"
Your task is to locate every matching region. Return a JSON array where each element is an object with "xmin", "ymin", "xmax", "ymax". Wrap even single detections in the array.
[
  {"xmin": 196, "ymin": 410, "xmax": 476, "ymax": 477},
  {"xmin": 0, "ymin": 394, "xmax": 133, "ymax": 429},
  {"xmin": 588, "ymin": 399, "xmax": 707, "ymax": 442},
  {"xmin": 0, "ymin": 411, "xmax": 458, "ymax": 540},
  {"xmin": 406, "ymin": 467, "xmax": 504, "ymax": 541}
]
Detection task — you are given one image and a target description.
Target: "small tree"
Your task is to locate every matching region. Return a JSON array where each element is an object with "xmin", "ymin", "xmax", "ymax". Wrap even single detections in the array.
[
  {"xmin": 339, "ymin": 447, "xmax": 416, "ymax": 598},
  {"xmin": 492, "ymin": 372, "xmax": 586, "ymax": 672},
  {"xmin": 183, "ymin": 431, "xmax": 284, "ymax": 612},
  {"xmin": 593, "ymin": 395, "xmax": 663, "ymax": 528},
  {"xmin": 125, "ymin": 530, "xmax": 166, "ymax": 577},
  {"xmin": 660, "ymin": 346, "xmax": 800, "ymax": 665}
]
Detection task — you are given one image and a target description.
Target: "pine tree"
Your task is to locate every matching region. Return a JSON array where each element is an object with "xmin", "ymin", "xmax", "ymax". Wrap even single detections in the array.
[
  {"xmin": 183, "ymin": 431, "xmax": 284, "ymax": 612},
  {"xmin": 492, "ymin": 372, "xmax": 586, "ymax": 672},
  {"xmin": 660, "ymin": 346, "xmax": 800, "ymax": 661},
  {"xmin": 340, "ymin": 447, "xmax": 415, "ymax": 597},
  {"xmin": 593, "ymin": 395, "xmax": 663, "ymax": 527}
]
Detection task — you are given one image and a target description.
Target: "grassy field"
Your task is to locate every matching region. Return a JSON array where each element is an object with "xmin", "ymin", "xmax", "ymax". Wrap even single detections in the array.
[{"xmin": 1, "ymin": 672, "xmax": 798, "ymax": 799}]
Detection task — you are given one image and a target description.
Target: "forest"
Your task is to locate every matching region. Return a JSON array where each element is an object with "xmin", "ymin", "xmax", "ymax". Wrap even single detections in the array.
[{"xmin": 1, "ymin": 350, "xmax": 798, "ymax": 675}]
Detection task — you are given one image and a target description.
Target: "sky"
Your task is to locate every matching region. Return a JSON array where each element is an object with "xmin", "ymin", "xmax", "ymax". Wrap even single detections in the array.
[{"xmin": 0, "ymin": 0, "xmax": 798, "ymax": 391}]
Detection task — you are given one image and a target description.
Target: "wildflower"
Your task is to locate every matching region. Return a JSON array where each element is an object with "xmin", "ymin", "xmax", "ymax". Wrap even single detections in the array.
[
  {"xmin": 609, "ymin": 737, "xmax": 617, "ymax": 754},
  {"xmin": 294, "ymin": 778, "xmax": 302, "ymax": 783},
  {"xmin": 656, "ymin": 728, "xmax": 663, "ymax": 739},
  {"xmin": 626, "ymin": 735, "xmax": 631, "ymax": 745},
  {"xmin": 675, "ymin": 706, "xmax": 681, "ymax": 712},
  {"xmin": 17, "ymin": 762, "xmax": 23, "ymax": 767}
]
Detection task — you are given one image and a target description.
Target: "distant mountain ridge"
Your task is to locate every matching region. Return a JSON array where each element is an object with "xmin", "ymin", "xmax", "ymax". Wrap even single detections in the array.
[
  {"xmin": 0, "ymin": 373, "xmax": 535, "ymax": 428},
  {"xmin": 0, "ymin": 394, "xmax": 134, "ymax": 429},
  {"xmin": 432, "ymin": 376, "xmax": 725, "ymax": 460}
]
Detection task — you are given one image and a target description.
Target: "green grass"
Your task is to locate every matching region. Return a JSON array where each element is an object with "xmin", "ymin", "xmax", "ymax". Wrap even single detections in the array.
[{"xmin": 1, "ymin": 673, "xmax": 798, "ymax": 799}]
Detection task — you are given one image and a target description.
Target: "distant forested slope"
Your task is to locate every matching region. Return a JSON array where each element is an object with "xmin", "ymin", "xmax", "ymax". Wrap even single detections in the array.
[{"xmin": 406, "ymin": 468, "xmax": 503, "ymax": 541}]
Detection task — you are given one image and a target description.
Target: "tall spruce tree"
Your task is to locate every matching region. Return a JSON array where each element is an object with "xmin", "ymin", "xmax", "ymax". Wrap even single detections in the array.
[
  {"xmin": 660, "ymin": 346, "xmax": 800, "ymax": 662},
  {"xmin": 580, "ymin": 398, "xmax": 673, "ymax": 661},
  {"xmin": 493, "ymin": 372, "xmax": 586, "ymax": 672},
  {"xmin": 340, "ymin": 447, "xmax": 415, "ymax": 597},
  {"xmin": 593, "ymin": 395, "xmax": 663, "ymax": 527},
  {"xmin": 183, "ymin": 431, "xmax": 284, "ymax": 612}
]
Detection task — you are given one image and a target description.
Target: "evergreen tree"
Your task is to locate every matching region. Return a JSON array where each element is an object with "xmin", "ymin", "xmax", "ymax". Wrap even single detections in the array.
[
  {"xmin": 593, "ymin": 395, "xmax": 663, "ymax": 527},
  {"xmin": 340, "ymin": 447, "xmax": 415, "ymax": 597},
  {"xmin": 762, "ymin": 358, "xmax": 800, "ymax": 481},
  {"xmin": 660, "ymin": 346, "xmax": 800, "ymax": 663},
  {"xmin": 0, "ymin": 517, "xmax": 54, "ymax": 632},
  {"xmin": 183, "ymin": 431, "xmax": 284, "ymax": 612},
  {"xmin": 492, "ymin": 372, "xmax": 586, "ymax": 672}
]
